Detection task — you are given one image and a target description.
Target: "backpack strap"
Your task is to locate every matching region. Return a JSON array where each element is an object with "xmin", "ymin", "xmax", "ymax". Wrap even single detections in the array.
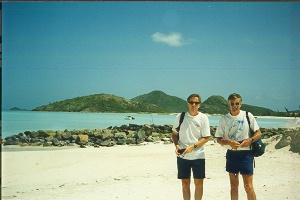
[
  {"xmin": 245, "ymin": 111, "xmax": 253, "ymax": 137},
  {"xmin": 246, "ymin": 111, "xmax": 250, "ymax": 129},
  {"xmin": 246, "ymin": 111, "xmax": 256, "ymax": 167},
  {"xmin": 175, "ymin": 112, "xmax": 185, "ymax": 132}
]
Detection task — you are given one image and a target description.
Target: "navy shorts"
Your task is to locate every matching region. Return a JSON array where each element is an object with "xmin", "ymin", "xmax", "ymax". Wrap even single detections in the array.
[
  {"xmin": 226, "ymin": 150, "xmax": 254, "ymax": 175},
  {"xmin": 177, "ymin": 157, "xmax": 205, "ymax": 179}
]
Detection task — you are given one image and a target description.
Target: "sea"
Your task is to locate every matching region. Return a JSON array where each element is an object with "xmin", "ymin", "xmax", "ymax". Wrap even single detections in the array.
[{"xmin": 1, "ymin": 110, "xmax": 299, "ymax": 138}]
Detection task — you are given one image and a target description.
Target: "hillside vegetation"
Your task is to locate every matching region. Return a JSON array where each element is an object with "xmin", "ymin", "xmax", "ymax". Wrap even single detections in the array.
[
  {"xmin": 200, "ymin": 95, "xmax": 229, "ymax": 115},
  {"xmin": 32, "ymin": 90, "xmax": 282, "ymax": 116},
  {"xmin": 199, "ymin": 95, "xmax": 276, "ymax": 116},
  {"xmin": 131, "ymin": 90, "xmax": 187, "ymax": 113},
  {"xmin": 32, "ymin": 94, "xmax": 167, "ymax": 113}
]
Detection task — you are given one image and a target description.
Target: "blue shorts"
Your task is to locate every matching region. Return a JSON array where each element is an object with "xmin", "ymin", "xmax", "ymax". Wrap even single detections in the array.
[
  {"xmin": 226, "ymin": 150, "xmax": 254, "ymax": 175},
  {"xmin": 177, "ymin": 157, "xmax": 205, "ymax": 179}
]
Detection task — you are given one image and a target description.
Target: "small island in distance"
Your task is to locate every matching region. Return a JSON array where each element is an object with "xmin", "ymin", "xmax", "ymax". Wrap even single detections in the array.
[{"xmin": 10, "ymin": 107, "xmax": 27, "ymax": 111}]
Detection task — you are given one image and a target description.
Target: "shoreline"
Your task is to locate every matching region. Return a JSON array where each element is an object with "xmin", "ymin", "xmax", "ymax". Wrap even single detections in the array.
[
  {"xmin": 2, "ymin": 140, "xmax": 300, "ymax": 200},
  {"xmin": 3, "ymin": 124, "xmax": 300, "ymax": 149}
]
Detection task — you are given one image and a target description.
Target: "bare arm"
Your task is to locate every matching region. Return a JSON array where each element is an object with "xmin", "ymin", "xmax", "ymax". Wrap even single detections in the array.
[
  {"xmin": 195, "ymin": 136, "xmax": 210, "ymax": 147},
  {"xmin": 172, "ymin": 132, "xmax": 210, "ymax": 154},
  {"xmin": 217, "ymin": 129, "xmax": 262, "ymax": 148},
  {"xmin": 172, "ymin": 131, "xmax": 181, "ymax": 155},
  {"xmin": 239, "ymin": 129, "xmax": 262, "ymax": 147},
  {"xmin": 172, "ymin": 131, "xmax": 179, "ymax": 146},
  {"xmin": 252, "ymin": 129, "xmax": 262, "ymax": 142},
  {"xmin": 216, "ymin": 137, "xmax": 240, "ymax": 149},
  {"xmin": 184, "ymin": 136, "xmax": 210, "ymax": 154}
]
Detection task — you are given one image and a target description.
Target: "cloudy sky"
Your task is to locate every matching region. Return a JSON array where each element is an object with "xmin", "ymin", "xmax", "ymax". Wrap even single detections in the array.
[{"xmin": 2, "ymin": 2, "xmax": 300, "ymax": 111}]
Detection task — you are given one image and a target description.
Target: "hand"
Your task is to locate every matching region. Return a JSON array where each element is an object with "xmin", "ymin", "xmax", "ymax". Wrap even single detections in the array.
[
  {"xmin": 175, "ymin": 145, "xmax": 193, "ymax": 155},
  {"xmin": 184, "ymin": 145, "xmax": 194, "ymax": 154},
  {"xmin": 239, "ymin": 138, "xmax": 252, "ymax": 147},
  {"xmin": 175, "ymin": 145, "xmax": 185, "ymax": 155},
  {"xmin": 229, "ymin": 140, "xmax": 241, "ymax": 149}
]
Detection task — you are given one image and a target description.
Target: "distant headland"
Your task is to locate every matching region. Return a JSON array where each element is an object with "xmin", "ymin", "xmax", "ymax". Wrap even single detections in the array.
[{"xmin": 12, "ymin": 90, "xmax": 300, "ymax": 117}]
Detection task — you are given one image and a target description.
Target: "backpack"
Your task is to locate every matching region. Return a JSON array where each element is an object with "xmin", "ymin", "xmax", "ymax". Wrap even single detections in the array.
[
  {"xmin": 246, "ymin": 111, "xmax": 265, "ymax": 157},
  {"xmin": 175, "ymin": 112, "xmax": 186, "ymax": 132}
]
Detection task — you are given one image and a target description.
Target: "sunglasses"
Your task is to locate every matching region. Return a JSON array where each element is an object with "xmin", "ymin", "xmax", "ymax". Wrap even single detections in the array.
[
  {"xmin": 230, "ymin": 102, "xmax": 240, "ymax": 106},
  {"xmin": 189, "ymin": 101, "xmax": 200, "ymax": 105}
]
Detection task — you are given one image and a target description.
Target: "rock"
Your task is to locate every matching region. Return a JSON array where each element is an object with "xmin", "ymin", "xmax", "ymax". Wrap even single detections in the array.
[
  {"xmin": 30, "ymin": 131, "xmax": 39, "ymax": 138},
  {"xmin": 151, "ymin": 132, "xmax": 161, "ymax": 137},
  {"xmin": 101, "ymin": 130, "xmax": 114, "ymax": 140},
  {"xmin": 146, "ymin": 136, "xmax": 160, "ymax": 142},
  {"xmin": 116, "ymin": 138, "xmax": 127, "ymax": 145},
  {"xmin": 43, "ymin": 142, "xmax": 52, "ymax": 146},
  {"xmin": 39, "ymin": 130, "xmax": 57, "ymax": 138},
  {"xmin": 142, "ymin": 125, "xmax": 153, "ymax": 136},
  {"xmin": 127, "ymin": 131, "xmax": 137, "ymax": 138},
  {"xmin": 100, "ymin": 140, "xmax": 110, "ymax": 146},
  {"xmin": 4, "ymin": 139, "xmax": 17, "ymax": 145},
  {"xmin": 114, "ymin": 132, "xmax": 127, "ymax": 139},
  {"xmin": 100, "ymin": 140, "xmax": 115, "ymax": 147},
  {"xmin": 52, "ymin": 138, "xmax": 60, "ymax": 146},
  {"xmin": 120, "ymin": 124, "xmax": 128, "ymax": 130},
  {"xmin": 94, "ymin": 139, "xmax": 103, "ymax": 145},
  {"xmin": 18, "ymin": 133, "xmax": 29, "ymax": 143},
  {"xmin": 161, "ymin": 137, "xmax": 170, "ymax": 141},
  {"xmin": 136, "ymin": 138, "xmax": 145, "ymax": 144},
  {"xmin": 126, "ymin": 137, "xmax": 136, "ymax": 144},
  {"xmin": 93, "ymin": 131, "xmax": 102, "ymax": 138},
  {"xmin": 71, "ymin": 135, "xmax": 78, "ymax": 141},
  {"xmin": 137, "ymin": 129, "xmax": 146, "ymax": 139},
  {"xmin": 289, "ymin": 128, "xmax": 300, "ymax": 153},
  {"xmin": 164, "ymin": 140, "xmax": 172, "ymax": 144},
  {"xmin": 275, "ymin": 135, "xmax": 291, "ymax": 149},
  {"xmin": 77, "ymin": 134, "xmax": 89, "ymax": 145},
  {"xmin": 61, "ymin": 131, "xmax": 71, "ymax": 140},
  {"xmin": 31, "ymin": 137, "xmax": 45, "ymax": 144}
]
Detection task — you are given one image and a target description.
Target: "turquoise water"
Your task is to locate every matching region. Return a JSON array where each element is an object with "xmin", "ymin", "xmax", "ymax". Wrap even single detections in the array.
[{"xmin": 1, "ymin": 110, "xmax": 298, "ymax": 138}]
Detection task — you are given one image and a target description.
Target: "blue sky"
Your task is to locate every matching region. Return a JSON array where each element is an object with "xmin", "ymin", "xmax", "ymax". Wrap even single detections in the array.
[{"xmin": 2, "ymin": 2, "xmax": 300, "ymax": 112}]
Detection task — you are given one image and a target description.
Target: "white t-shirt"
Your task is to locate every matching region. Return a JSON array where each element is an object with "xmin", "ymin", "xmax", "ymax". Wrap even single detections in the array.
[
  {"xmin": 172, "ymin": 112, "xmax": 211, "ymax": 160},
  {"xmin": 215, "ymin": 110, "xmax": 260, "ymax": 150}
]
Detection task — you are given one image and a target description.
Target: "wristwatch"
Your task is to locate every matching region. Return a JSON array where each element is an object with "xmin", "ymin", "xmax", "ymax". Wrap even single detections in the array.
[
  {"xmin": 251, "ymin": 138, "xmax": 254, "ymax": 143},
  {"xmin": 194, "ymin": 144, "xmax": 197, "ymax": 149}
]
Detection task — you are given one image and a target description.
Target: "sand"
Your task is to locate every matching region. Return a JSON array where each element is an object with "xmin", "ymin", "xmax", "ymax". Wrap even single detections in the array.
[{"xmin": 2, "ymin": 139, "xmax": 300, "ymax": 200}]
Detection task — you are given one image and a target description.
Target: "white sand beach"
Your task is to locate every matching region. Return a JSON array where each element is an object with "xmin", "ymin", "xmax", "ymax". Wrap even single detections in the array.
[{"xmin": 2, "ymin": 139, "xmax": 300, "ymax": 200}]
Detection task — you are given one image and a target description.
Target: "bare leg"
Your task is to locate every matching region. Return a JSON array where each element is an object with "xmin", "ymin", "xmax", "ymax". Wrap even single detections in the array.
[
  {"xmin": 194, "ymin": 178, "xmax": 204, "ymax": 200},
  {"xmin": 229, "ymin": 173, "xmax": 239, "ymax": 200},
  {"xmin": 181, "ymin": 179, "xmax": 191, "ymax": 200},
  {"xmin": 242, "ymin": 174, "xmax": 256, "ymax": 200}
]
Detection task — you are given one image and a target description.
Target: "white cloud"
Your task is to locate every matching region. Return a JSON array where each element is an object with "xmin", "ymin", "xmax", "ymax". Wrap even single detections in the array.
[{"xmin": 151, "ymin": 32, "xmax": 191, "ymax": 47}]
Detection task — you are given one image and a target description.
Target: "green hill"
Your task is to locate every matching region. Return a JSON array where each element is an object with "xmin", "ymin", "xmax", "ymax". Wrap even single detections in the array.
[
  {"xmin": 200, "ymin": 95, "xmax": 276, "ymax": 116},
  {"xmin": 32, "ymin": 94, "xmax": 167, "ymax": 113},
  {"xmin": 131, "ymin": 90, "xmax": 187, "ymax": 113},
  {"xmin": 241, "ymin": 104, "xmax": 276, "ymax": 116},
  {"xmin": 10, "ymin": 107, "xmax": 27, "ymax": 111},
  {"xmin": 200, "ymin": 95, "xmax": 228, "ymax": 115},
  {"xmin": 31, "ymin": 91, "xmax": 279, "ymax": 116}
]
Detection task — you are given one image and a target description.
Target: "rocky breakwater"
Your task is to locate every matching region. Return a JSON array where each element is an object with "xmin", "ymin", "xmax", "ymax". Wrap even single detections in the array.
[
  {"xmin": 240, "ymin": 127, "xmax": 300, "ymax": 154},
  {"xmin": 2, "ymin": 125, "xmax": 300, "ymax": 153},
  {"xmin": 2, "ymin": 124, "xmax": 177, "ymax": 148},
  {"xmin": 272, "ymin": 127, "xmax": 300, "ymax": 153}
]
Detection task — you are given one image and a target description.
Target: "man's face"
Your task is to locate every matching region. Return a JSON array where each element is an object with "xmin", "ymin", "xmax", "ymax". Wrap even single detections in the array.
[
  {"xmin": 187, "ymin": 97, "xmax": 201, "ymax": 113},
  {"xmin": 228, "ymin": 98, "xmax": 242, "ymax": 116}
]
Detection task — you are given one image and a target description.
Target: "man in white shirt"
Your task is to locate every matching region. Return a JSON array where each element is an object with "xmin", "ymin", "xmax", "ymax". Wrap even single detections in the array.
[
  {"xmin": 172, "ymin": 94, "xmax": 211, "ymax": 200},
  {"xmin": 215, "ymin": 93, "xmax": 262, "ymax": 200}
]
